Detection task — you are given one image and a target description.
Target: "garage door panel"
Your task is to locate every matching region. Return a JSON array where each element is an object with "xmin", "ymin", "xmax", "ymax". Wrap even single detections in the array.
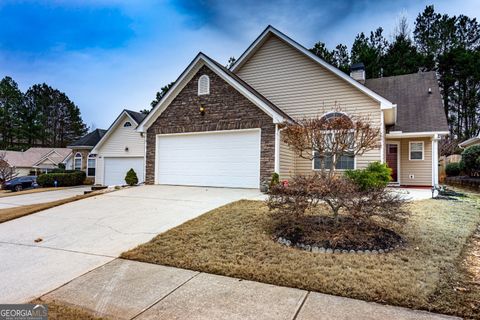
[
  {"xmin": 157, "ymin": 130, "xmax": 260, "ymax": 188},
  {"xmin": 104, "ymin": 157, "xmax": 144, "ymax": 186}
]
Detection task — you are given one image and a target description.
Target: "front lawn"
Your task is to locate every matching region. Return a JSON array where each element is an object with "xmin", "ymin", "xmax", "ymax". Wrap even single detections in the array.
[{"xmin": 122, "ymin": 196, "xmax": 480, "ymax": 319}]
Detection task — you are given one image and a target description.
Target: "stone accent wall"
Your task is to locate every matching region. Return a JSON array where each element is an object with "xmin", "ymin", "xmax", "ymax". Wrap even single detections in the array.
[{"xmin": 145, "ymin": 65, "xmax": 275, "ymax": 186}]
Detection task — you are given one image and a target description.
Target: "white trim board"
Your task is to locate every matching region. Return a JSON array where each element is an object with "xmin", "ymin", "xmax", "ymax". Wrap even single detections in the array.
[
  {"xmin": 230, "ymin": 25, "xmax": 396, "ymax": 110},
  {"xmin": 137, "ymin": 53, "xmax": 289, "ymax": 132}
]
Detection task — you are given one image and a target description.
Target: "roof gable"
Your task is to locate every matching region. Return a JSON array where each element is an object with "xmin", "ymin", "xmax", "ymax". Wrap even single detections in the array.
[
  {"xmin": 136, "ymin": 53, "xmax": 292, "ymax": 132},
  {"xmin": 91, "ymin": 110, "xmax": 143, "ymax": 153},
  {"xmin": 230, "ymin": 25, "xmax": 395, "ymax": 109}
]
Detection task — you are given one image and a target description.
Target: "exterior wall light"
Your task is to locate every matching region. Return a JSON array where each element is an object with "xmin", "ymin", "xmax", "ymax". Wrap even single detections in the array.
[
  {"xmin": 125, "ymin": 147, "xmax": 129, "ymax": 152},
  {"xmin": 199, "ymin": 104, "xmax": 206, "ymax": 115}
]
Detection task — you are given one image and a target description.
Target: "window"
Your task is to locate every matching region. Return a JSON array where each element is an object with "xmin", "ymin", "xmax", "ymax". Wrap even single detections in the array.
[
  {"xmin": 409, "ymin": 141, "xmax": 424, "ymax": 160},
  {"xmin": 313, "ymin": 151, "xmax": 354, "ymax": 170},
  {"xmin": 198, "ymin": 75, "xmax": 210, "ymax": 95},
  {"xmin": 87, "ymin": 154, "xmax": 96, "ymax": 176},
  {"xmin": 312, "ymin": 112, "xmax": 355, "ymax": 170},
  {"xmin": 123, "ymin": 121, "xmax": 132, "ymax": 127},
  {"xmin": 74, "ymin": 152, "xmax": 82, "ymax": 171}
]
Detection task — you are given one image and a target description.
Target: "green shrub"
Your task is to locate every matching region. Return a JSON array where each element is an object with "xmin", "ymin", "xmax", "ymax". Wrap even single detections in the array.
[
  {"xmin": 445, "ymin": 162, "xmax": 461, "ymax": 176},
  {"xmin": 460, "ymin": 145, "xmax": 480, "ymax": 177},
  {"xmin": 345, "ymin": 161, "xmax": 392, "ymax": 190},
  {"xmin": 270, "ymin": 172, "xmax": 280, "ymax": 188},
  {"xmin": 37, "ymin": 171, "xmax": 86, "ymax": 187},
  {"xmin": 125, "ymin": 169, "xmax": 138, "ymax": 186}
]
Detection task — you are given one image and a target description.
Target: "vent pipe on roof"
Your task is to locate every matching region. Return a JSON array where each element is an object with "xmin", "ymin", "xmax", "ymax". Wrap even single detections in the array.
[{"xmin": 350, "ymin": 62, "xmax": 365, "ymax": 84}]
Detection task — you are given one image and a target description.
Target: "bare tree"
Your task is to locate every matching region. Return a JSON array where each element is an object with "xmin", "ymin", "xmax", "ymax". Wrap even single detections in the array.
[
  {"xmin": 281, "ymin": 108, "xmax": 380, "ymax": 178},
  {"xmin": 0, "ymin": 152, "xmax": 18, "ymax": 186}
]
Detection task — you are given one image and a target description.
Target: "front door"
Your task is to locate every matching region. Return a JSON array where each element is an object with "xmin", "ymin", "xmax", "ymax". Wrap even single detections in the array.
[{"xmin": 386, "ymin": 143, "xmax": 399, "ymax": 183}]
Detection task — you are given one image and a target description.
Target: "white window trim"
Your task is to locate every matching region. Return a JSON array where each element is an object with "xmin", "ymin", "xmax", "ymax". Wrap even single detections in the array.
[
  {"xmin": 409, "ymin": 141, "xmax": 424, "ymax": 161},
  {"xmin": 74, "ymin": 152, "xmax": 82, "ymax": 171},
  {"xmin": 124, "ymin": 121, "xmax": 132, "ymax": 127},
  {"xmin": 86, "ymin": 154, "xmax": 96, "ymax": 177},
  {"xmin": 198, "ymin": 74, "xmax": 210, "ymax": 95}
]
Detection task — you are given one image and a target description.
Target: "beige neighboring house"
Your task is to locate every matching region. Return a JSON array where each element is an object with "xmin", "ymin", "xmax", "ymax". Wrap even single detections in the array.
[
  {"xmin": 90, "ymin": 109, "xmax": 146, "ymax": 186},
  {"xmin": 1, "ymin": 148, "xmax": 72, "ymax": 177},
  {"xmin": 459, "ymin": 133, "xmax": 480, "ymax": 148},
  {"xmin": 134, "ymin": 26, "xmax": 449, "ymax": 188}
]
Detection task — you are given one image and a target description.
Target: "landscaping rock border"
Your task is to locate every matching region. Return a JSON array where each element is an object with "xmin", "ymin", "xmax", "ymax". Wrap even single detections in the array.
[{"xmin": 276, "ymin": 237, "xmax": 401, "ymax": 254}]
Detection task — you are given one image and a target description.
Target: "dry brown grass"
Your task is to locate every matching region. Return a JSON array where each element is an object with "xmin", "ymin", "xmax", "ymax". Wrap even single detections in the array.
[
  {"xmin": 122, "ymin": 196, "xmax": 480, "ymax": 319},
  {"xmin": 0, "ymin": 192, "xmax": 101, "ymax": 224},
  {"xmin": 32, "ymin": 299, "xmax": 104, "ymax": 320},
  {"xmin": 0, "ymin": 187, "xmax": 69, "ymax": 198}
]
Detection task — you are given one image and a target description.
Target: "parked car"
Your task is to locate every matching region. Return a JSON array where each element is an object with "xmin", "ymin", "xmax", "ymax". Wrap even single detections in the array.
[{"xmin": 3, "ymin": 176, "xmax": 38, "ymax": 192}]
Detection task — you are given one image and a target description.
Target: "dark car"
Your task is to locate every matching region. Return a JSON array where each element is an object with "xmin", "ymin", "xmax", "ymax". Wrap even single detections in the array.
[{"xmin": 3, "ymin": 176, "xmax": 38, "ymax": 192}]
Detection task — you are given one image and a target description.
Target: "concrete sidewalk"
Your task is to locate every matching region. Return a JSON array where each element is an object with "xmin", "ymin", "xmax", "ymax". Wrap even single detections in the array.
[{"xmin": 43, "ymin": 259, "xmax": 459, "ymax": 320}]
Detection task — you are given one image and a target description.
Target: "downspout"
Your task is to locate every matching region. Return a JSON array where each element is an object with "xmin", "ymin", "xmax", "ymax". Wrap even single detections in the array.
[{"xmin": 432, "ymin": 134, "xmax": 440, "ymax": 186}]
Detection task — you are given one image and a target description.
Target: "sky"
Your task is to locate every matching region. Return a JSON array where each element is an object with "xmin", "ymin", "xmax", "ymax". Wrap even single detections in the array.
[{"xmin": 1, "ymin": 0, "xmax": 479, "ymax": 130}]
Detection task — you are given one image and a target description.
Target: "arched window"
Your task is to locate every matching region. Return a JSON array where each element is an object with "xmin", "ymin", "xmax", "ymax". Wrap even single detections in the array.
[
  {"xmin": 123, "ymin": 121, "xmax": 132, "ymax": 127},
  {"xmin": 87, "ymin": 154, "xmax": 96, "ymax": 177},
  {"xmin": 319, "ymin": 112, "xmax": 353, "ymax": 127},
  {"xmin": 74, "ymin": 152, "xmax": 82, "ymax": 171},
  {"xmin": 313, "ymin": 112, "xmax": 355, "ymax": 170},
  {"xmin": 198, "ymin": 74, "xmax": 210, "ymax": 95}
]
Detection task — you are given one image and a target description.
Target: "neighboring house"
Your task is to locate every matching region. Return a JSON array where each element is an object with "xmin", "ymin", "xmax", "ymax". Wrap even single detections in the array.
[
  {"xmin": 133, "ymin": 25, "xmax": 448, "ymax": 188},
  {"xmin": 459, "ymin": 133, "xmax": 480, "ymax": 148},
  {"xmin": 1, "ymin": 148, "xmax": 72, "ymax": 177},
  {"xmin": 90, "ymin": 110, "xmax": 146, "ymax": 186},
  {"xmin": 66, "ymin": 129, "xmax": 107, "ymax": 178}
]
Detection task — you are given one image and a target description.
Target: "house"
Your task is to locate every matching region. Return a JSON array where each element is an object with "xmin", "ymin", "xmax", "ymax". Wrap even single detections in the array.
[
  {"xmin": 90, "ymin": 110, "xmax": 146, "ymax": 186},
  {"xmin": 66, "ymin": 129, "xmax": 107, "ymax": 178},
  {"xmin": 459, "ymin": 133, "xmax": 480, "ymax": 148},
  {"xmin": 1, "ymin": 148, "xmax": 72, "ymax": 176},
  {"xmin": 133, "ymin": 25, "xmax": 448, "ymax": 188}
]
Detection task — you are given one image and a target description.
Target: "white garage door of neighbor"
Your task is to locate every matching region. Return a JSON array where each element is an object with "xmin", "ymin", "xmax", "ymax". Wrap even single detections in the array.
[
  {"xmin": 157, "ymin": 130, "xmax": 261, "ymax": 188},
  {"xmin": 104, "ymin": 157, "xmax": 144, "ymax": 186}
]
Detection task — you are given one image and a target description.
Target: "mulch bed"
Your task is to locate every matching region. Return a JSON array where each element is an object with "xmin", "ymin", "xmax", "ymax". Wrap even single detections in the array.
[{"xmin": 273, "ymin": 216, "xmax": 403, "ymax": 251}]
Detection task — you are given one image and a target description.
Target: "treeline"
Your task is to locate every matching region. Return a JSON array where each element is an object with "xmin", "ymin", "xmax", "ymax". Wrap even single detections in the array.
[
  {"xmin": 0, "ymin": 76, "xmax": 87, "ymax": 150},
  {"xmin": 309, "ymin": 5, "xmax": 480, "ymax": 141}
]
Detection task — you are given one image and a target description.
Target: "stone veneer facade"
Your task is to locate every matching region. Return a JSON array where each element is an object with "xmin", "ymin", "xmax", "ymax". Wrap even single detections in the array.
[{"xmin": 145, "ymin": 65, "xmax": 275, "ymax": 186}]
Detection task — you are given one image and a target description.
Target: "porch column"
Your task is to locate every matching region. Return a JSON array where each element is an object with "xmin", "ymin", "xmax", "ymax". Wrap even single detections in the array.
[
  {"xmin": 432, "ymin": 134, "xmax": 439, "ymax": 186},
  {"xmin": 274, "ymin": 124, "xmax": 280, "ymax": 174}
]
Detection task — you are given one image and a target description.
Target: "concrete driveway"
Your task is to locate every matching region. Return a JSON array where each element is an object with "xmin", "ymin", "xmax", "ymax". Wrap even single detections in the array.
[
  {"xmin": 0, "ymin": 186, "xmax": 91, "ymax": 209},
  {"xmin": 0, "ymin": 185, "xmax": 262, "ymax": 303}
]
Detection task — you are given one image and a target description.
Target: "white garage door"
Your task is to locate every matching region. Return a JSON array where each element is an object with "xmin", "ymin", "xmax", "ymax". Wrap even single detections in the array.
[
  {"xmin": 104, "ymin": 157, "xmax": 144, "ymax": 186},
  {"xmin": 156, "ymin": 130, "xmax": 260, "ymax": 188}
]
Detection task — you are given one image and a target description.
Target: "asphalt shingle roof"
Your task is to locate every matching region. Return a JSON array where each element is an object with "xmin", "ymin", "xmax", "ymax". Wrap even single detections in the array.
[
  {"xmin": 364, "ymin": 71, "xmax": 449, "ymax": 133},
  {"xmin": 68, "ymin": 129, "xmax": 107, "ymax": 147},
  {"xmin": 125, "ymin": 110, "xmax": 147, "ymax": 124}
]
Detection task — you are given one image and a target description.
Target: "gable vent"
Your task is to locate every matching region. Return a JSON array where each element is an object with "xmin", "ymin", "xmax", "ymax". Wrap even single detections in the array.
[{"xmin": 198, "ymin": 74, "xmax": 210, "ymax": 95}]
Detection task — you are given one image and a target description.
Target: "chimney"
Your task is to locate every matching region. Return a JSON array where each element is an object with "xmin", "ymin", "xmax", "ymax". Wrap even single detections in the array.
[{"xmin": 350, "ymin": 62, "xmax": 365, "ymax": 84}]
